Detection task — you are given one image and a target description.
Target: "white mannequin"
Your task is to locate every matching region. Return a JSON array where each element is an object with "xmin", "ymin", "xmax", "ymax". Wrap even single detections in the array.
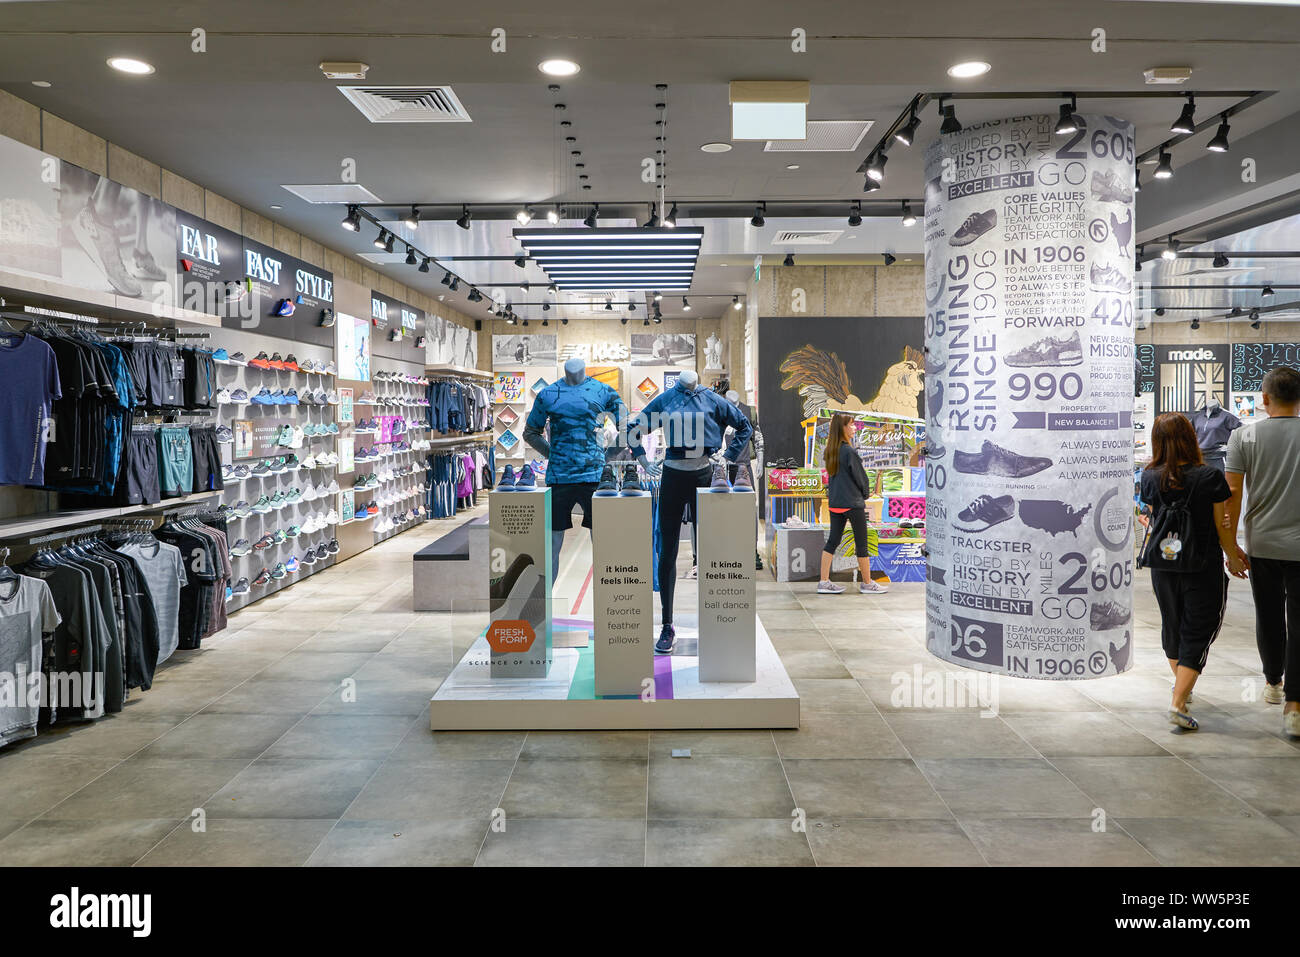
[{"xmin": 704, "ymin": 333, "xmax": 724, "ymax": 372}]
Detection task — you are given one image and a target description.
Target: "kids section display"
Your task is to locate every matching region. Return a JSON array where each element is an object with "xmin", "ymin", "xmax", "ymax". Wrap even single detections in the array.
[{"xmin": 922, "ymin": 114, "xmax": 1137, "ymax": 680}]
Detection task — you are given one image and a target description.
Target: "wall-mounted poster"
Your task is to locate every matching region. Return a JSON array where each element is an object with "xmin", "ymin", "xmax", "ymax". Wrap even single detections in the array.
[
  {"xmin": 340, "ymin": 489, "xmax": 356, "ymax": 524},
  {"xmin": 758, "ymin": 315, "xmax": 924, "ymax": 464},
  {"xmin": 232, "ymin": 419, "xmax": 255, "ymax": 459},
  {"xmin": 1231, "ymin": 342, "xmax": 1300, "ymax": 392},
  {"xmin": 337, "ymin": 387, "xmax": 354, "ymax": 425},
  {"xmin": 339, "ymin": 435, "xmax": 355, "ymax": 475},
  {"xmin": 1155, "ymin": 343, "xmax": 1228, "ymax": 415},
  {"xmin": 494, "ymin": 371, "xmax": 525, "ymax": 404},
  {"xmin": 336, "ymin": 312, "xmax": 370, "ymax": 381},
  {"xmin": 492, "ymin": 334, "xmax": 557, "ymax": 367},
  {"xmin": 426, "ymin": 313, "xmax": 478, "ymax": 368},
  {"xmin": 631, "ymin": 332, "xmax": 695, "ymax": 367}
]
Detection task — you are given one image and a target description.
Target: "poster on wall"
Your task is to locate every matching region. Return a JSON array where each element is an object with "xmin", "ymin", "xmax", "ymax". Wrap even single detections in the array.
[
  {"xmin": 494, "ymin": 372, "xmax": 525, "ymax": 403},
  {"xmin": 232, "ymin": 419, "xmax": 255, "ymax": 460},
  {"xmin": 1231, "ymin": 342, "xmax": 1300, "ymax": 392},
  {"xmin": 1155, "ymin": 343, "xmax": 1228, "ymax": 415},
  {"xmin": 922, "ymin": 112, "xmax": 1137, "ymax": 681},
  {"xmin": 338, "ymin": 387, "xmax": 354, "ymax": 425},
  {"xmin": 425, "ymin": 313, "xmax": 478, "ymax": 368},
  {"xmin": 631, "ymin": 332, "xmax": 695, "ymax": 366},
  {"xmin": 336, "ymin": 312, "xmax": 370, "ymax": 381},
  {"xmin": 758, "ymin": 316, "xmax": 924, "ymax": 464},
  {"xmin": 492, "ymin": 334, "xmax": 557, "ymax": 367},
  {"xmin": 238, "ymin": 238, "xmax": 334, "ymax": 345},
  {"xmin": 174, "ymin": 211, "xmax": 244, "ymax": 317}
]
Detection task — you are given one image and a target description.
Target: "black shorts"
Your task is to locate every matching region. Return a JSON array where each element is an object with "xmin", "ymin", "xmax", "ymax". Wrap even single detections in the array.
[
  {"xmin": 125, "ymin": 431, "xmax": 160, "ymax": 505},
  {"xmin": 190, "ymin": 427, "xmax": 224, "ymax": 492},
  {"xmin": 550, "ymin": 482, "xmax": 599, "ymax": 530}
]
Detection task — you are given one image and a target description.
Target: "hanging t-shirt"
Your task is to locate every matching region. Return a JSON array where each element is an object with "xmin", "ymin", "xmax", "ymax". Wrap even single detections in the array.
[
  {"xmin": 0, "ymin": 573, "xmax": 60, "ymax": 747},
  {"xmin": 116, "ymin": 540, "xmax": 187, "ymax": 665},
  {"xmin": 0, "ymin": 334, "xmax": 63, "ymax": 486}
]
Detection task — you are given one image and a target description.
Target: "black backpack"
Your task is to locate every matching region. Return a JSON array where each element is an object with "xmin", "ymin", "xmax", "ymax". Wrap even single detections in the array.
[{"xmin": 1138, "ymin": 468, "xmax": 1205, "ymax": 572}]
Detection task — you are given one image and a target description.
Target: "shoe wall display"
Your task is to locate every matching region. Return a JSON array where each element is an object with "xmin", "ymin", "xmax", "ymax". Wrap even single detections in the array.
[{"xmin": 923, "ymin": 112, "xmax": 1136, "ymax": 681}]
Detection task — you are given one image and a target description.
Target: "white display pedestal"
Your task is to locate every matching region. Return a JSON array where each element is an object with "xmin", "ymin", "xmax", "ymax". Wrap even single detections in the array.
[
  {"xmin": 488, "ymin": 489, "xmax": 553, "ymax": 678},
  {"xmin": 696, "ymin": 489, "xmax": 757, "ymax": 682},
  {"xmin": 591, "ymin": 495, "xmax": 654, "ymax": 696}
]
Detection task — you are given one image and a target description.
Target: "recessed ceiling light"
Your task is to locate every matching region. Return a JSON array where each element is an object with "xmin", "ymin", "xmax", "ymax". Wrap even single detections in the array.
[
  {"xmin": 785, "ymin": 164, "xmax": 800, "ymax": 170},
  {"xmin": 700, "ymin": 142, "xmax": 733, "ymax": 153},
  {"xmin": 31, "ymin": 80, "xmax": 50, "ymax": 88},
  {"xmin": 539, "ymin": 59, "xmax": 580, "ymax": 77},
  {"xmin": 107, "ymin": 57, "xmax": 154, "ymax": 75},
  {"xmin": 269, "ymin": 204, "xmax": 282, "ymax": 210},
  {"xmin": 947, "ymin": 60, "xmax": 990, "ymax": 79}
]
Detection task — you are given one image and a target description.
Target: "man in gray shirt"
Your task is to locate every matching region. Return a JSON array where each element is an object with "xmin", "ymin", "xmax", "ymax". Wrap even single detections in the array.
[{"xmin": 1225, "ymin": 365, "xmax": 1300, "ymax": 737}]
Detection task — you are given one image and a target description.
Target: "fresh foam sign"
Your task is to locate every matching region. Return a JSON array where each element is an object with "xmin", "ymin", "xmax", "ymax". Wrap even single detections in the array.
[{"xmin": 50, "ymin": 887, "xmax": 151, "ymax": 937}]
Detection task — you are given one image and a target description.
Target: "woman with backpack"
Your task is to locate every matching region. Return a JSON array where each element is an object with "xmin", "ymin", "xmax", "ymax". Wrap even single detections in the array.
[
  {"xmin": 818, "ymin": 412, "xmax": 889, "ymax": 595},
  {"xmin": 1139, "ymin": 412, "xmax": 1246, "ymax": 730}
]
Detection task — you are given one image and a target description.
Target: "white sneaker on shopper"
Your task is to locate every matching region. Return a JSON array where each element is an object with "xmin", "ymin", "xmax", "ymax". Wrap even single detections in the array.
[
  {"xmin": 817, "ymin": 580, "xmax": 846, "ymax": 594},
  {"xmin": 1264, "ymin": 682, "xmax": 1285, "ymax": 705},
  {"xmin": 1284, "ymin": 709, "xmax": 1300, "ymax": 738},
  {"xmin": 859, "ymin": 579, "xmax": 890, "ymax": 594}
]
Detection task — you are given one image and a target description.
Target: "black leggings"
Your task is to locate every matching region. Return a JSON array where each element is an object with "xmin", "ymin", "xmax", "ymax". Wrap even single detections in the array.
[
  {"xmin": 658, "ymin": 465, "xmax": 712, "ymax": 623},
  {"xmin": 825, "ymin": 507, "xmax": 869, "ymax": 558},
  {"xmin": 1249, "ymin": 556, "xmax": 1300, "ymax": 702},
  {"xmin": 1151, "ymin": 563, "xmax": 1227, "ymax": 672}
]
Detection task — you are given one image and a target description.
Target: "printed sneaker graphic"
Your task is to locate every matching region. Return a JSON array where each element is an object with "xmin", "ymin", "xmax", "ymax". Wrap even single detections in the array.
[
  {"xmin": 71, "ymin": 206, "xmax": 142, "ymax": 297},
  {"xmin": 953, "ymin": 440, "xmax": 1053, "ymax": 479},
  {"xmin": 949, "ymin": 209, "xmax": 997, "ymax": 246},
  {"xmin": 1090, "ymin": 262, "xmax": 1132, "ymax": 294},
  {"xmin": 954, "ymin": 494, "xmax": 1015, "ymax": 532},
  {"xmin": 1090, "ymin": 600, "xmax": 1132, "ymax": 631},
  {"xmin": 1090, "ymin": 169, "xmax": 1133, "ymax": 204},
  {"xmin": 1005, "ymin": 330, "xmax": 1084, "ymax": 368},
  {"xmin": 1018, "ymin": 500, "xmax": 1093, "ymax": 537}
]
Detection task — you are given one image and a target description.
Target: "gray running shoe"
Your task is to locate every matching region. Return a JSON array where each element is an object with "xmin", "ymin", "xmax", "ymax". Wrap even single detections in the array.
[{"xmin": 72, "ymin": 206, "xmax": 142, "ymax": 297}]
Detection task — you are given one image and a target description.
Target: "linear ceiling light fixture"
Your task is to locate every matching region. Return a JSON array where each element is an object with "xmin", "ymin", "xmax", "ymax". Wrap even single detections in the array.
[{"xmin": 514, "ymin": 226, "xmax": 703, "ymax": 291}]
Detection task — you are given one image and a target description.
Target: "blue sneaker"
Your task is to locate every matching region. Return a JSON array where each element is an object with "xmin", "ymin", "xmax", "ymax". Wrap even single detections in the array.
[
  {"xmin": 594, "ymin": 464, "xmax": 619, "ymax": 496},
  {"xmin": 251, "ymin": 387, "xmax": 274, "ymax": 405},
  {"xmin": 275, "ymin": 298, "xmax": 295, "ymax": 317},
  {"xmin": 284, "ymin": 389, "xmax": 300, "ymax": 405},
  {"xmin": 498, "ymin": 465, "xmax": 517, "ymax": 490},
  {"xmin": 212, "ymin": 348, "xmax": 230, "ymax": 363},
  {"xmin": 619, "ymin": 462, "xmax": 646, "ymax": 496},
  {"xmin": 655, "ymin": 623, "xmax": 676, "ymax": 654},
  {"xmin": 516, "ymin": 464, "xmax": 536, "ymax": 489},
  {"xmin": 229, "ymin": 388, "xmax": 249, "ymax": 403},
  {"xmin": 270, "ymin": 389, "xmax": 287, "ymax": 405}
]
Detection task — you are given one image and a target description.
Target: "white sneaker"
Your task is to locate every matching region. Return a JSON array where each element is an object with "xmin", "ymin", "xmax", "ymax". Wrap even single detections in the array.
[
  {"xmin": 859, "ymin": 580, "xmax": 890, "ymax": 594},
  {"xmin": 327, "ymin": 480, "xmax": 340, "ymax": 494},
  {"xmin": 818, "ymin": 580, "xmax": 846, "ymax": 594},
  {"xmin": 1284, "ymin": 709, "xmax": 1300, "ymax": 738},
  {"xmin": 1264, "ymin": 682, "xmax": 1285, "ymax": 705},
  {"xmin": 784, "ymin": 516, "xmax": 810, "ymax": 529},
  {"xmin": 326, "ymin": 509, "xmax": 339, "ymax": 525}
]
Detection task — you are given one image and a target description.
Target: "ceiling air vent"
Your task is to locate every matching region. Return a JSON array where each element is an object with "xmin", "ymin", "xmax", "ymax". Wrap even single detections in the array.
[
  {"xmin": 764, "ymin": 120, "xmax": 873, "ymax": 152},
  {"xmin": 772, "ymin": 230, "xmax": 843, "ymax": 245},
  {"xmin": 338, "ymin": 85, "xmax": 472, "ymax": 123}
]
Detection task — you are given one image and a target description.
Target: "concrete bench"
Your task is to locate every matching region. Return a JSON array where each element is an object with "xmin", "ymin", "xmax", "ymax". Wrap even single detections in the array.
[{"xmin": 412, "ymin": 515, "xmax": 489, "ymax": 612}]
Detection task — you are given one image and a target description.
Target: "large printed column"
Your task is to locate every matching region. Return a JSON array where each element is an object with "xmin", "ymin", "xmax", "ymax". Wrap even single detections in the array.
[{"xmin": 923, "ymin": 114, "xmax": 1137, "ymax": 680}]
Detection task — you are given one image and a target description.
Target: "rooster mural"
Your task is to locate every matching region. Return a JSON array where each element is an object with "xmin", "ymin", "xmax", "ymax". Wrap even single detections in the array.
[
  {"xmin": 1109, "ymin": 208, "xmax": 1133, "ymax": 257},
  {"xmin": 779, "ymin": 344, "xmax": 925, "ymax": 419}
]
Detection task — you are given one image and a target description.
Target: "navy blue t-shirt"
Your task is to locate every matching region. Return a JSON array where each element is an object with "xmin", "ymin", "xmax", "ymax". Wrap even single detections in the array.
[{"xmin": 0, "ymin": 333, "xmax": 63, "ymax": 486}]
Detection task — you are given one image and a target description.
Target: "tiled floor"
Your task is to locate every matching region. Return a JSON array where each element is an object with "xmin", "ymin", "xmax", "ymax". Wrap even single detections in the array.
[{"xmin": 2, "ymin": 509, "xmax": 1298, "ymax": 867}]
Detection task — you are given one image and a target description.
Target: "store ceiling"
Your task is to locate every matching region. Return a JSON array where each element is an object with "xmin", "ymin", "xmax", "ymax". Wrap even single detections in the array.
[{"xmin": 2, "ymin": 0, "xmax": 1299, "ymax": 320}]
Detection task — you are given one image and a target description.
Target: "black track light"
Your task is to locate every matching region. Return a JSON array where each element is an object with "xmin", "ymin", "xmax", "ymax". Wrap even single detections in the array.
[
  {"xmin": 449, "ymin": 276, "xmax": 459, "ymax": 292},
  {"xmin": 733, "ymin": 295, "xmax": 742, "ymax": 311},
  {"xmin": 561, "ymin": 317, "xmax": 569, "ymax": 325},
  {"xmin": 643, "ymin": 204, "xmax": 659, "ymax": 228},
  {"xmin": 383, "ymin": 232, "xmax": 395, "ymax": 254},
  {"xmin": 783, "ymin": 253, "xmax": 795, "ymax": 267},
  {"xmin": 505, "ymin": 315, "xmax": 515, "ymax": 325},
  {"xmin": 1155, "ymin": 308, "xmax": 1166, "ymax": 317},
  {"xmin": 653, "ymin": 303, "xmax": 663, "ymax": 320},
  {"xmin": 654, "ymin": 315, "xmax": 662, "ymax": 324},
  {"xmin": 751, "ymin": 203, "xmax": 766, "ymax": 228},
  {"xmin": 1230, "ymin": 307, "xmax": 1244, "ymax": 317},
  {"xmin": 620, "ymin": 316, "xmax": 628, "ymax": 325},
  {"xmin": 1054, "ymin": 96, "xmax": 1083, "ymax": 136},
  {"xmin": 547, "ymin": 207, "xmax": 560, "ymax": 224},
  {"xmin": 456, "ymin": 206, "xmax": 472, "ymax": 230},
  {"xmin": 605, "ymin": 300, "xmax": 614, "ymax": 311},
  {"xmin": 341, "ymin": 205, "xmax": 361, "ymax": 231},
  {"xmin": 418, "ymin": 257, "xmax": 431, "ymax": 273},
  {"xmin": 541, "ymin": 317, "xmax": 548, "ymax": 326},
  {"xmin": 1207, "ymin": 114, "xmax": 1231, "ymax": 153},
  {"xmin": 682, "ymin": 297, "xmax": 691, "ymax": 312},
  {"xmin": 1251, "ymin": 308, "xmax": 1261, "ymax": 329},
  {"xmin": 1135, "ymin": 169, "xmax": 1142, "ymax": 193},
  {"xmin": 514, "ymin": 256, "xmax": 526, "ymax": 269},
  {"xmin": 895, "ymin": 109, "xmax": 921, "ymax": 147},
  {"xmin": 653, "ymin": 290, "xmax": 662, "ymax": 302},
  {"xmin": 404, "ymin": 205, "xmax": 420, "ymax": 230},
  {"xmin": 548, "ymin": 282, "xmax": 558, "ymax": 294},
  {"xmin": 664, "ymin": 202, "xmax": 678, "ymax": 228},
  {"xmin": 628, "ymin": 301, "xmax": 636, "ymax": 311},
  {"xmin": 1162, "ymin": 238, "xmax": 1180, "ymax": 261},
  {"xmin": 866, "ymin": 152, "xmax": 888, "ymax": 183},
  {"xmin": 1154, "ymin": 151, "xmax": 1174, "ymax": 180},
  {"xmin": 862, "ymin": 176, "xmax": 881, "ymax": 194},
  {"xmin": 848, "ymin": 203, "xmax": 862, "ymax": 227},
  {"xmin": 883, "ymin": 253, "xmax": 897, "ymax": 266},
  {"xmin": 516, "ymin": 205, "xmax": 534, "ymax": 225},
  {"xmin": 1190, "ymin": 317, "xmax": 1201, "ymax": 330},
  {"xmin": 900, "ymin": 202, "xmax": 916, "ymax": 227},
  {"xmin": 584, "ymin": 204, "xmax": 599, "ymax": 228},
  {"xmin": 373, "ymin": 228, "xmax": 388, "ymax": 250},
  {"xmin": 404, "ymin": 246, "xmax": 417, "ymax": 266},
  {"xmin": 1135, "ymin": 246, "xmax": 1144, "ymax": 272},
  {"xmin": 440, "ymin": 271, "xmax": 452, "ymax": 287},
  {"xmin": 1170, "ymin": 94, "xmax": 1196, "ymax": 135},
  {"xmin": 467, "ymin": 287, "xmax": 482, "ymax": 303},
  {"xmin": 643, "ymin": 317, "xmax": 650, "ymax": 326},
  {"xmin": 1213, "ymin": 252, "xmax": 1229, "ymax": 268},
  {"xmin": 1262, "ymin": 284, "xmax": 1275, "ymax": 298},
  {"xmin": 521, "ymin": 317, "xmax": 529, "ymax": 327},
  {"xmin": 542, "ymin": 301, "xmax": 550, "ymax": 311},
  {"xmin": 939, "ymin": 101, "xmax": 962, "ymax": 135}
]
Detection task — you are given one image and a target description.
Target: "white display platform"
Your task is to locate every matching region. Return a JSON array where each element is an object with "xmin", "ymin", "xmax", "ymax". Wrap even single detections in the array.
[{"xmin": 429, "ymin": 617, "xmax": 799, "ymax": 730}]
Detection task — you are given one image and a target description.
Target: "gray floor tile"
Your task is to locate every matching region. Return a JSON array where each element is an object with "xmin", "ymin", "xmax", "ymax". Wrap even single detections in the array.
[
  {"xmin": 1002, "ymin": 712, "xmax": 1172, "ymax": 757},
  {"xmin": 263, "ymin": 714, "xmax": 417, "ymax": 760},
  {"xmin": 344, "ymin": 760, "xmax": 515, "ymax": 821},
  {"xmin": 774, "ymin": 712, "xmax": 908, "ymax": 759},
  {"xmin": 791, "ymin": 678, "xmax": 877, "ymax": 713},
  {"xmin": 646, "ymin": 818, "xmax": 815, "ymax": 866},
  {"xmin": 389, "ymin": 727, "xmax": 526, "ymax": 763},
  {"xmin": 917, "ymin": 758, "xmax": 1097, "ymax": 818},
  {"xmin": 647, "ymin": 730, "xmax": 778, "ymax": 759},
  {"xmin": 1118, "ymin": 710, "xmax": 1300, "ymax": 758},
  {"xmin": 520, "ymin": 731, "xmax": 649, "ymax": 759},
  {"xmin": 805, "ymin": 819, "xmax": 986, "ymax": 866},
  {"xmin": 310, "ymin": 679, "xmax": 437, "ymax": 716},
  {"xmin": 255, "ymin": 651, "xmax": 375, "ymax": 682},
  {"xmin": 42, "ymin": 758, "xmax": 249, "ymax": 820},
  {"xmin": 774, "ymin": 647, "xmax": 853, "ymax": 679},
  {"xmin": 137, "ymin": 713, "xmax": 301, "ymax": 760},
  {"xmin": 961, "ymin": 818, "xmax": 1159, "ymax": 866},
  {"xmin": 783, "ymin": 758, "xmax": 952, "ymax": 819},
  {"xmin": 205, "ymin": 758, "xmax": 380, "ymax": 819},
  {"xmin": 1120, "ymin": 815, "xmax": 1300, "ymax": 866},
  {"xmin": 502, "ymin": 757, "xmax": 647, "ymax": 820},
  {"xmin": 0, "ymin": 818, "xmax": 180, "ymax": 866},
  {"xmin": 201, "ymin": 679, "xmax": 338, "ymax": 715},
  {"xmin": 136, "ymin": 818, "xmax": 337, "ymax": 866},
  {"xmin": 648, "ymin": 756, "xmax": 794, "ymax": 818},
  {"xmin": 1050, "ymin": 756, "xmax": 1257, "ymax": 818},
  {"xmin": 884, "ymin": 713, "xmax": 1038, "ymax": 758},
  {"xmin": 1186, "ymin": 757, "xmax": 1300, "ymax": 815},
  {"xmin": 478, "ymin": 818, "xmax": 646, "ymax": 866},
  {"xmin": 307, "ymin": 819, "xmax": 486, "ymax": 865},
  {"xmin": 6, "ymin": 714, "xmax": 188, "ymax": 761}
]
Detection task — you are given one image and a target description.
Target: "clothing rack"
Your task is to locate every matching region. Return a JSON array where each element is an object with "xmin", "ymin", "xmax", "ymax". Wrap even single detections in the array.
[{"xmin": 24, "ymin": 523, "xmax": 105, "ymax": 547}]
